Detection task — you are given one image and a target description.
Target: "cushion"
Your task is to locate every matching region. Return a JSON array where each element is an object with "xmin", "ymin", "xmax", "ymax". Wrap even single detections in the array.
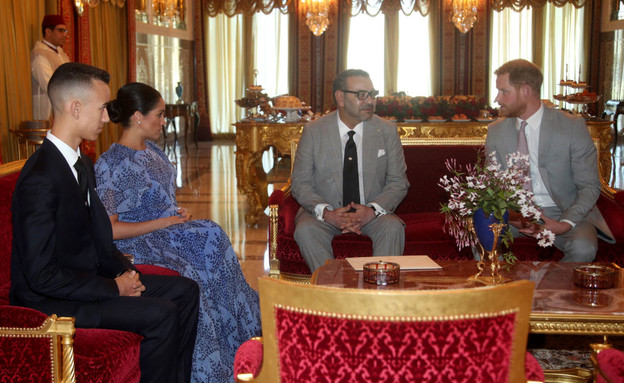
[
  {"xmin": 74, "ymin": 328, "xmax": 142, "ymax": 383},
  {"xmin": 597, "ymin": 348, "xmax": 624, "ymax": 383},
  {"xmin": 234, "ymin": 338, "xmax": 264, "ymax": 379}
]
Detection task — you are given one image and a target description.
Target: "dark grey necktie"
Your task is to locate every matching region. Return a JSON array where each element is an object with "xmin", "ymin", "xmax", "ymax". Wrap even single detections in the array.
[
  {"xmin": 343, "ymin": 130, "xmax": 360, "ymax": 208},
  {"xmin": 74, "ymin": 157, "xmax": 88, "ymax": 203}
]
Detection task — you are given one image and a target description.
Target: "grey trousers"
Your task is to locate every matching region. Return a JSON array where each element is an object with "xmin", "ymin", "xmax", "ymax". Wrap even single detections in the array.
[{"xmin": 293, "ymin": 208, "xmax": 405, "ymax": 272}]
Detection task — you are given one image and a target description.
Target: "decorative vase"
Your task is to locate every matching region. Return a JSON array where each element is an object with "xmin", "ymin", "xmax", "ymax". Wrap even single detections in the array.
[
  {"xmin": 470, "ymin": 208, "xmax": 509, "ymax": 285},
  {"xmin": 175, "ymin": 82, "xmax": 183, "ymax": 104}
]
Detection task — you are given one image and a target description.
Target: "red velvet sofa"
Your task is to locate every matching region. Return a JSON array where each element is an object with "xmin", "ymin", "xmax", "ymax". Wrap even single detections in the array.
[
  {"xmin": 0, "ymin": 160, "xmax": 179, "ymax": 382},
  {"xmin": 268, "ymin": 138, "xmax": 624, "ymax": 280}
]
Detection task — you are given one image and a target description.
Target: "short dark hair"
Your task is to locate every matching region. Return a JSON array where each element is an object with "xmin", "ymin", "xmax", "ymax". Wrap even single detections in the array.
[
  {"xmin": 107, "ymin": 82, "xmax": 163, "ymax": 128},
  {"xmin": 48, "ymin": 63, "xmax": 110, "ymax": 110},
  {"xmin": 333, "ymin": 69, "xmax": 371, "ymax": 104},
  {"xmin": 494, "ymin": 59, "xmax": 543, "ymax": 95}
]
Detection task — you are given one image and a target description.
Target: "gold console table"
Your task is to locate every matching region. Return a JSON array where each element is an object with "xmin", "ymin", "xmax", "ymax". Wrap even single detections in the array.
[{"xmin": 235, "ymin": 120, "xmax": 614, "ymax": 226}]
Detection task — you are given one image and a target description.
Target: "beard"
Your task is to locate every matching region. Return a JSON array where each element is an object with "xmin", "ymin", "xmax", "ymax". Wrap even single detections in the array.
[{"xmin": 498, "ymin": 101, "xmax": 527, "ymax": 118}]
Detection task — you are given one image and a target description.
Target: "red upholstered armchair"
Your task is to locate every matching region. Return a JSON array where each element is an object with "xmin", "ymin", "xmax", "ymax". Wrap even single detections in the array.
[
  {"xmin": 0, "ymin": 160, "xmax": 179, "ymax": 382},
  {"xmin": 234, "ymin": 277, "xmax": 544, "ymax": 383}
]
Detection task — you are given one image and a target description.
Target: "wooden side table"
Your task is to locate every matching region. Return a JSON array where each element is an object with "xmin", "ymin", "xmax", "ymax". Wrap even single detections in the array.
[
  {"xmin": 163, "ymin": 103, "xmax": 194, "ymax": 152},
  {"xmin": 10, "ymin": 120, "xmax": 49, "ymax": 159}
]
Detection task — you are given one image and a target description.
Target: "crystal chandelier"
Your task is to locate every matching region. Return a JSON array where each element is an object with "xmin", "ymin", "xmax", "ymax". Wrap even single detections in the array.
[
  {"xmin": 74, "ymin": 0, "xmax": 101, "ymax": 16},
  {"xmin": 153, "ymin": 0, "xmax": 181, "ymax": 27},
  {"xmin": 301, "ymin": 0, "xmax": 331, "ymax": 36},
  {"xmin": 451, "ymin": 0, "xmax": 478, "ymax": 33}
]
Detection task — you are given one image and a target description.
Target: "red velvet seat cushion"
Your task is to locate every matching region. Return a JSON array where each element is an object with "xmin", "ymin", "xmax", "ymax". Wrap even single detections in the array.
[
  {"xmin": 275, "ymin": 306, "xmax": 518, "ymax": 383},
  {"xmin": 135, "ymin": 264, "xmax": 181, "ymax": 276},
  {"xmin": 74, "ymin": 328, "xmax": 142, "ymax": 383},
  {"xmin": 597, "ymin": 348, "xmax": 624, "ymax": 383}
]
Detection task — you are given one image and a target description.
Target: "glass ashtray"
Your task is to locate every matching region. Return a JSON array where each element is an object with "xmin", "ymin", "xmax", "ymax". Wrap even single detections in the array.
[
  {"xmin": 363, "ymin": 261, "xmax": 400, "ymax": 285},
  {"xmin": 573, "ymin": 265, "xmax": 616, "ymax": 289}
]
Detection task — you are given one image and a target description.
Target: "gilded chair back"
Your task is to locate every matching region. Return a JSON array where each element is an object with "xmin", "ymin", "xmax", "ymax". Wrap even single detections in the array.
[{"xmin": 254, "ymin": 277, "xmax": 535, "ymax": 383}]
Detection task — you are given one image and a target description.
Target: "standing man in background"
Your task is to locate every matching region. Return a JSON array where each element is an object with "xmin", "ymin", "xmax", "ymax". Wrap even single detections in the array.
[{"xmin": 31, "ymin": 14, "xmax": 70, "ymax": 120}]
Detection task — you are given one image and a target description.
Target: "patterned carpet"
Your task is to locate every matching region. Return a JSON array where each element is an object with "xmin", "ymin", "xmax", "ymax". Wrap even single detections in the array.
[{"xmin": 528, "ymin": 334, "xmax": 624, "ymax": 370}]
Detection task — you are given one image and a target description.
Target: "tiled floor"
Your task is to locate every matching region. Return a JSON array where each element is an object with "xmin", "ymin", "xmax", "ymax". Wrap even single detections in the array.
[{"xmin": 167, "ymin": 131, "xmax": 624, "ymax": 292}]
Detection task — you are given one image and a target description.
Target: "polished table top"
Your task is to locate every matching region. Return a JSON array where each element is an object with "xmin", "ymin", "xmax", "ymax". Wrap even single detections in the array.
[{"xmin": 312, "ymin": 259, "xmax": 624, "ymax": 335}]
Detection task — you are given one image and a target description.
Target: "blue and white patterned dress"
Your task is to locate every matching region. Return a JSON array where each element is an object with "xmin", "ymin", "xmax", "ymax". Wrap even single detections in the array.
[{"xmin": 95, "ymin": 141, "xmax": 261, "ymax": 383}]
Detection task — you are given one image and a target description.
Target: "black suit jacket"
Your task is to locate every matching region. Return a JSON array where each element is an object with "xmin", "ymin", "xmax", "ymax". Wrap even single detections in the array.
[{"xmin": 11, "ymin": 139, "xmax": 135, "ymax": 310}]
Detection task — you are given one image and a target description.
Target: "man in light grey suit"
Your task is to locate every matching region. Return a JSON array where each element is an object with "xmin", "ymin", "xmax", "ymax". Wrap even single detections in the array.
[
  {"xmin": 291, "ymin": 69, "xmax": 410, "ymax": 272},
  {"xmin": 487, "ymin": 59, "xmax": 614, "ymax": 262}
]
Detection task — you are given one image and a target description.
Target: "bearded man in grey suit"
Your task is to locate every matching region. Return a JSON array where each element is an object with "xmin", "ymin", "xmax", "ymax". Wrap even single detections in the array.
[
  {"xmin": 486, "ymin": 59, "xmax": 614, "ymax": 262},
  {"xmin": 291, "ymin": 69, "xmax": 409, "ymax": 272}
]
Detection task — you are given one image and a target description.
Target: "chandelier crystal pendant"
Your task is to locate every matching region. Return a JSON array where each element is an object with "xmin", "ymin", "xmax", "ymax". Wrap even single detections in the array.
[
  {"xmin": 74, "ymin": 0, "xmax": 102, "ymax": 16},
  {"xmin": 301, "ymin": 0, "xmax": 331, "ymax": 36},
  {"xmin": 451, "ymin": 0, "xmax": 478, "ymax": 33}
]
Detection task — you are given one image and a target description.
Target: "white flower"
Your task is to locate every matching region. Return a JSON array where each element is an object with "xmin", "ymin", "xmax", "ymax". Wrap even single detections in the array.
[{"xmin": 536, "ymin": 229, "xmax": 556, "ymax": 247}]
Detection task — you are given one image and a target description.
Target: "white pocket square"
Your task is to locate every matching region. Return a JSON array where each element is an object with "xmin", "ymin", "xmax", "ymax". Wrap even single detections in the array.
[{"xmin": 378, "ymin": 149, "xmax": 385, "ymax": 157}]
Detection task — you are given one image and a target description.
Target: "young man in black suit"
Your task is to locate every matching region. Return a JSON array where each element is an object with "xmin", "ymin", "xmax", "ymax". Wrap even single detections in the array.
[{"xmin": 11, "ymin": 62, "xmax": 199, "ymax": 383}]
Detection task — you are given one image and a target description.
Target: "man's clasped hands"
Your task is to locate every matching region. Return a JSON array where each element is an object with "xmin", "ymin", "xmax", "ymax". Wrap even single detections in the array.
[{"xmin": 323, "ymin": 202, "xmax": 377, "ymax": 234}]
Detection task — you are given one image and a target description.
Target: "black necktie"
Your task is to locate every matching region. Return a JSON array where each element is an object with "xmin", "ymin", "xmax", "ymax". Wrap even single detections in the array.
[
  {"xmin": 74, "ymin": 157, "xmax": 88, "ymax": 204},
  {"xmin": 343, "ymin": 130, "xmax": 360, "ymax": 208}
]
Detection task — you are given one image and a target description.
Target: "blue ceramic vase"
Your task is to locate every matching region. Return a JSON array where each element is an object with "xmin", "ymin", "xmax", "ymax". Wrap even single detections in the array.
[
  {"xmin": 175, "ymin": 82, "xmax": 183, "ymax": 103},
  {"xmin": 472, "ymin": 208, "xmax": 509, "ymax": 252}
]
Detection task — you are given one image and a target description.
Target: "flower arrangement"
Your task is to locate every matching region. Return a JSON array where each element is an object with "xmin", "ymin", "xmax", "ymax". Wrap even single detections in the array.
[
  {"xmin": 439, "ymin": 150, "xmax": 555, "ymax": 262},
  {"xmin": 375, "ymin": 94, "xmax": 497, "ymax": 121}
]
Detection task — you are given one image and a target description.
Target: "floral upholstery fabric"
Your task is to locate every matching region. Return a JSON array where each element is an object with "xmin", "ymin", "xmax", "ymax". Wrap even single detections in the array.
[{"xmin": 274, "ymin": 307, "xmax": 517, "ymax": 383}]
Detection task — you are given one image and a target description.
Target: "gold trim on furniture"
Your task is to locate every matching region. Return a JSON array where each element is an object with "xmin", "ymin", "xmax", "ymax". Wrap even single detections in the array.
[
  {"xmin": 530, "ymin": 313, "xmax": 624, "ymax": 335},
  {"xmin": 236, "ymin": 277, "xmax": 534, "ymax": 382},
  {"xmin": 0, "ymin": 159, "xmax": 26, "ymax": 176},
  {"xmin": 0, "ymin": 314, "xmax": 76, "ymax": 383}
]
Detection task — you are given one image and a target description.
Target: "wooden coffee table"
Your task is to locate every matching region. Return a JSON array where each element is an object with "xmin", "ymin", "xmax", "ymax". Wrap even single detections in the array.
[{"xmin": 312, "ymin": 259, "xmax": 624, "ymax": 336}]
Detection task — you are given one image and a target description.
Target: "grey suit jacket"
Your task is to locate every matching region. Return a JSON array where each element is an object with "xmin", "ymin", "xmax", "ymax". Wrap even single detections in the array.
[
  {"xmin": 485, "ymin": 106, "xmax": 614, "ymax": 242},
  {"xmin": 291, "ymin": 111, "xmax": 409, "ymax": 213}
]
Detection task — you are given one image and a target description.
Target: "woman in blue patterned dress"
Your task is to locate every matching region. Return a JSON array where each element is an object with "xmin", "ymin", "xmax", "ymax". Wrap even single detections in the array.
[{"xmin": 95, "ymin": 82, "xmax": 261, "ymax": 383}]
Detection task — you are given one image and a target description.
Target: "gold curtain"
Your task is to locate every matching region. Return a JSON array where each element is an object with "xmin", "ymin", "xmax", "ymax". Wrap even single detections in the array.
[
  {"xmin": 491, "ymin": 0, "xmax": 585, "ymax": 12},
  {"xmin": 384, "ymin": 12, "xmax": 399, "ymax": 95},
  {"xmin": 89, "ymin": 1, "xmax": 128, "ymax": 158},
  {"xmin": 0, "ymin": 0, "xmax": 45, "ymax": 163},
  {"xmin": 205, "ymin": 13, "xmax": 244, "ymax": 136}
]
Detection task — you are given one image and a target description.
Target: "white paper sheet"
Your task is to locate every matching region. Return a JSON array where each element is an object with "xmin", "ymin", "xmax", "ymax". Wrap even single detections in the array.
[{"xmin": 346, "ymin": 255, "xmax": 442, "ymax": 271}]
